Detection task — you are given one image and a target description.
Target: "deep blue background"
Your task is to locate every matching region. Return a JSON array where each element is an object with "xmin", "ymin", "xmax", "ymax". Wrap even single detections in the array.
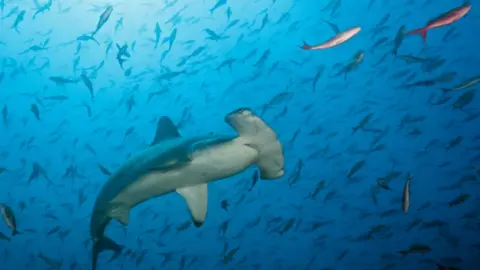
[{"xmin": 0, "ymin": 0, "xmax": 479, "ymax": 269}]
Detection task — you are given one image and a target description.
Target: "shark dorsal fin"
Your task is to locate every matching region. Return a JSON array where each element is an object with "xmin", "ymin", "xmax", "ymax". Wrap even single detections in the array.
[{"xmin": 151, "ymin": 116, "xmax": 181, "ymax": 145}]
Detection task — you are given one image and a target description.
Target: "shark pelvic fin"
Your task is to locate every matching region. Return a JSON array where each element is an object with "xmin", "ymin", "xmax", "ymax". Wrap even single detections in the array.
[
  {"xmin": 109, "ymin": 204, "xmax": 130, "ymax": 225},
  {"xmin": 151, "ymin": 116, "xmax": 181, "ymax": 145},
  {"xmin": 176, "ymin": 183, "xmax": 208, "ymax": 227}
]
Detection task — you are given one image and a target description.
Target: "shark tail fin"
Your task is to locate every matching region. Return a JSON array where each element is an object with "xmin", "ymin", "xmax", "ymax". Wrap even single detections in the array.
[
  {"xmin": 92, "ymin": 236, "xmax": 122, "ymax": 270},
  {"xmin": 225, "ymin": 108, "xmax": 284, "ymax": 179}
]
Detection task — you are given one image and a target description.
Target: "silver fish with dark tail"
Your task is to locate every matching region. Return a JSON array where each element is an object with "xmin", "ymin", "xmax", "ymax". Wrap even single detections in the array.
[
  {"xmin": 0, "ymin": 204, "xmax": 21, "ymax": 235},
  {"xmin": 402, "ymin": 173, "xmax": 411, "ymax": 213}
]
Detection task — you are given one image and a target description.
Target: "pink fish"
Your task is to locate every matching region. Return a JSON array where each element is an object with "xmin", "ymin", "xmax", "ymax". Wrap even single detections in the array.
[
  {"xmin": 407, "ymin": 4, "xmax": 471, "ymax": 41},
  {"xmin": 301, "ymin": 26, "xmax": 361, "ymax": 50}
]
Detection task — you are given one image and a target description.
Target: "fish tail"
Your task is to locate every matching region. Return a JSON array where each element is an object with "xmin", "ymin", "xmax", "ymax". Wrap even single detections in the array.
[
  {"xmin": 12, "ymin": 230, "xmax": 23, "ymax": 236},
  {"xmin": 92, "ymin": 37, "xmax": 100, "ymax": 46},
  {"xmin": 259, "ymin": 105, "xmax": 269, "ymax": 116},
  {"xmin": 407, "ymin": 27, "xmax": 428, "ymax": 41},
  {"xmin": 300, "ymin": 41, "xmax": 311, "ymax": 50},
  {"xmin": 119, "ymin": 59, "xmax": 126, "ymax": 70},
  {"xmin": 92, "ymin": 236, "xmax": 122, "ymax": 270}
]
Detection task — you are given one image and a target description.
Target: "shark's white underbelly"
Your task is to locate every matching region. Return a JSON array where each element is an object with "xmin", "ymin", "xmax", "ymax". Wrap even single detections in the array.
[{"xmin": 109, "ymin": 139, "xmax": 258, "ymax": 209}]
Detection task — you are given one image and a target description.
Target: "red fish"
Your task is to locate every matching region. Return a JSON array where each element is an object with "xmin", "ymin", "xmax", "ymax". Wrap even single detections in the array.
[
  {"xmin": 436, "ymin": 263, "xmax": 458, "ymax": 270},
  {"xmin": 407, "ymin": 4, "xmax": 471, "ymax": 41}
]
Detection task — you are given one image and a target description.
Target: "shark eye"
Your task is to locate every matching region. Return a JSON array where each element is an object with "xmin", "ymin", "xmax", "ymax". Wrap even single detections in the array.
[{"xmin": 235, "ymin": 108, "xmax": 251, "ymax": 115}]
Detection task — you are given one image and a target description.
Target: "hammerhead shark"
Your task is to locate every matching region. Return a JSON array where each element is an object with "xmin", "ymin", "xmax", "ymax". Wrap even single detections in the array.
[{"xmin": 90, "ymin": 108, "xmax": 285, "ymax": 270}]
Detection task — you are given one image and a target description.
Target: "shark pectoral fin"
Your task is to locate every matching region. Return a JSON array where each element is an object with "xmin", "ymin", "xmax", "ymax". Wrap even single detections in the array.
[
  {"xmin": 176, "ymin": 183, "xmax": 208, "ymax": 227},
  {"xmin": 109, "ymin": 205, "xmax": 130, "ymax": 226}
]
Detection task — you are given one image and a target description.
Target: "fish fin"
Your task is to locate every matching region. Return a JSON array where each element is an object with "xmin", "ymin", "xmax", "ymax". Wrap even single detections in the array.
[
  {"xmin": 109, "ymin": 204, "xmax": 130, "ymax": 225},
  {"xmin": 92, "ymin": 236, "xmax": 122, "ymax": 270},
  {"xmin": 435, "ymin": 264, "xmax": 453, "ymax": 270},
  {"xmin": 300, "ymin": 41, "xmax": 311, "ymax": 50},
  {"xmin": 151, "ymin": 116, "xmax": 181, "ymax": 145},
  {"xmin": 92, "ymin": 36, "xmax": 100, "ymax": 46},
  {"xmin": 119, "ymin": 59, "xmax": 126, "ymax": 70},
  {"xmin": 225, "ymin": 108, "xmax": 284, "ymax": 179},
  {"xmin": 177, "ymin": 183, "xmax": 208, "ymax": 227},
  {"xmin": 12, "ymin": 230, "xmax": 23, "ymax": 236},
  {"xmin": 397, "ymin": 250, "xmax": 408, "ymax": 258},
  {"xmin": 407, "ymin": 28, "xmax": 427, "ymax": 41},
  {"xmin": 440, "ymin": 88, "xmax": 451, "ymax": 94}
]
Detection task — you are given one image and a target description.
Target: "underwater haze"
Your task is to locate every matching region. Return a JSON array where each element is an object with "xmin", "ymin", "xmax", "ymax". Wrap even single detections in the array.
[{"xmin": 0, "ymin": 0, "xmax": 480, "ymax": 269}]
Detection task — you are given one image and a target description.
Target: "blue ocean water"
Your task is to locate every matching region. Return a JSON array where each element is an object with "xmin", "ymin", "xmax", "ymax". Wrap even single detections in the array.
[{"xmin": 0, "ymin": 0, "xmax": 479, "ymax": 269}]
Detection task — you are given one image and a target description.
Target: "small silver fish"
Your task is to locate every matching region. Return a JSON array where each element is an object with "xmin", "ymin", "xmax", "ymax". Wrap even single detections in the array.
[
  {"xmin": 0, "ymin": 231, "xmax": 10, "ymax": 241},
  {"xmin": 402, "ymin": 173, "xmax": 411, "ymax": 213},
  {"xmin": 0, "ymin": 204, "xmax": 21, "ymax": 235}
]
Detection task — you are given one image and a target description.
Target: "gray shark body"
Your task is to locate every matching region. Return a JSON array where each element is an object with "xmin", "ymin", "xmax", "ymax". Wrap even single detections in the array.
[{"xmin": 90, "ymin": 108, "xmax": 285, "ymax": 270}]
